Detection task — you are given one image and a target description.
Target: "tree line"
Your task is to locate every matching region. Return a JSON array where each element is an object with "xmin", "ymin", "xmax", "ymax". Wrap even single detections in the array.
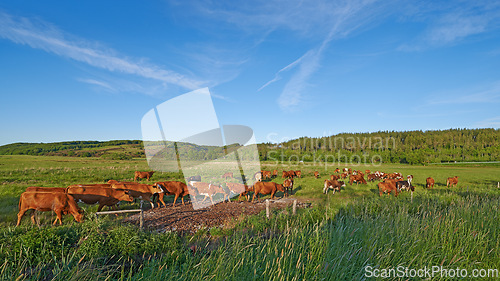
[
  {"xmin": 257, "ymin": 128, "xmax": 500, "ymax": 165},
  {"xmin": 1, "ymin": 128, "xmax": 498, "ymax": 164}
]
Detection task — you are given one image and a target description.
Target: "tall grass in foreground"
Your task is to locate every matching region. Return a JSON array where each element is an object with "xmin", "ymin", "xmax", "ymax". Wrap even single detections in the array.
[{"xmin": 2, "ymin": 191, "xmax": 497, "ymax": 280}]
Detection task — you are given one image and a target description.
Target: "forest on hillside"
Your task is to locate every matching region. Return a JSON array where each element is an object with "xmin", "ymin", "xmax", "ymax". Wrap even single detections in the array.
[
  {"xmin": 0, "ymin": 128, "xmax": 499, "ymax": 165},
  {"xmin": 257, "ymin": 128, "xmax": 500, "ymax": 165}
]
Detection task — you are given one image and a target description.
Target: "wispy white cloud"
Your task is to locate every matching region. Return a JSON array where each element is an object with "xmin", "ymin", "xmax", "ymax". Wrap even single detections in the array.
[
  {"xmin": 476, "ymin": 116, "xmax": 500, "ymax": 128},
  {"xmin": 77, "ymin": 78, "xmax": 117, "ymax": 93},
  {"xmin": 428, "ymin": 81, "xmax": 500, "ymax": 105},
  {"xmin": 0, "ymin": 11, "xmax": 205, "ymax": 93},
  {"xmin": 257, "ymin": 0, "xmax": 386, "ymax": 111},
  {"xmin": 398, "ymin": 2, "xmax": 500, "ymax": 51}
]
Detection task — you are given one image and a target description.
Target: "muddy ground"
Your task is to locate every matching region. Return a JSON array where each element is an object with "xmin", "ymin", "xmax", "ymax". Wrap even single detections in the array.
[{"xmin": 123, "ymin": 199, "xmax": 311, "ymax": 234}]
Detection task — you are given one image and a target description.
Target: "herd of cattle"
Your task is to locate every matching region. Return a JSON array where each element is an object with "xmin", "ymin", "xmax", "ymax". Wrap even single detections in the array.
[
  {"xmin": 321, "ymin": 168, "xmax": 459, "ymax": 197},
  {"xmin": 16, "ymin": 169, "xmax": 459, "ymax": 226}
]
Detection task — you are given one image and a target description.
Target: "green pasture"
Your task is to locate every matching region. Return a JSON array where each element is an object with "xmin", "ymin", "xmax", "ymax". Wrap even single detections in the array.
[{"xmin": 0, "ymin": 155, "xmax": 499, "ymax": 280}]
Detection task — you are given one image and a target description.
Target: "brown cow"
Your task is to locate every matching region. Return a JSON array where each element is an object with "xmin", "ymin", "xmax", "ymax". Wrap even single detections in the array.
[
  {"xmin": 251, "ymin": 181, "xmax": 285, "ymax": 202},
  {"xmin": 134, "ymin": 171, "xmax": 155, "ymax": 181},
  {"xmin": 367, "ymin": 174, "xmax": 378, "ymax": 181},
  {"xmin": 426, "ymin": 177, "xmax": 435, "ymax": 188},
  {"xmin": 349, "ymin": 174, "xmax": 367, "ymax": 185},
  {"xmin": 225, "ymin": 182, "xmax": 251, "ymax": 201},
  {"xmin": 323, "ymin": 179, "xmax": 345, "ymax": 194},
  {"xmin": 189, "ymin": 182, "xmax": 229, "ymax": 204},
  {"xmin": 67, "ymin": 185, "xmax": 134, "ymax": 212},
  {"xmin": 340, "ymin": 172, "xmax": 348, "ymax": 179},
  {"xmin": 295, "ymin": 170, "xmax": 301, "ymax": 178},
  {"xmin": 378, "ymin": 181, "xmax": 398, "ymax": 197},
  {"xmin": 222, "ymin": 172, "xmax": 233, "ymax": 179},
  {"xmin": 25, "ymin": 187, "xmax": 67, "ymax": 193},
  {"xmin": 154, "ymin": 181, "xmax": 192, "ymax": 207},
  {"xmin": 314, "ymin": 171, "xmax": 320, "ymax": 179},
  {"xmin": 365, "ymin": 169, "xmax": 371, "ymax": 175},
  {"xmin": 446, "ymin": 176, "xmax": 459, "ymax": 187},
  {"xmin": 262, "ymin": 170, "xmax": 272, "ymax": 180},
  {"xmin": 272, "ymin": 170, "xmax": 278, "ymax": 178},
  {"xmin": 108, "ymin": 181, "xmax": 163, "ymax": 208},
  {"xmin": 330, "ymin": 174, "xmax": 339, "ymax": 181},
  {"xmin": 334, "ymin": 168, "xmax": 340, "ymax": 173},
  {"xmin": 283, "ymin": 178, "xmax": 294, "ymax": 197},
  {"xmin": 17, "ymin": 192, "xmax": 83, "ymax": 226}
]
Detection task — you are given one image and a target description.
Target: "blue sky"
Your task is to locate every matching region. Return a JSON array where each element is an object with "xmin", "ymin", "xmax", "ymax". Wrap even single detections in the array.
[{"xmin": 1, "ymin": 1, "xmax": 500, "ymax": 146}]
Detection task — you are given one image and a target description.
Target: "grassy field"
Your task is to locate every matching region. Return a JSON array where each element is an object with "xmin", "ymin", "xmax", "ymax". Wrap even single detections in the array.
[{"xmin": 0, "ymin": 155, "xmax": 499, "ymax": 280}]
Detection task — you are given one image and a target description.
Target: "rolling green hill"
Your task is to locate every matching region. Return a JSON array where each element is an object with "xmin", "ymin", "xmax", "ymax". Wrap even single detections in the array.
[{"xmin": 1, "ymin": 128, "xmax": 499, "ymax": 164}]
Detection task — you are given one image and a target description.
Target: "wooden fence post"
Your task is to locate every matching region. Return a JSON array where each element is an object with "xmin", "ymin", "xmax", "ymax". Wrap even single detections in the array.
[
  {"xmin": 266, "ymin": 199, "xmax": 270, "ymax": 219},
  {"xmin": 293, "ymin": 199, "xmax": 297, "ymax": 215},
  {"xmin": 139, "ymin": 200, "xmax": 144, "ymax": 230}
]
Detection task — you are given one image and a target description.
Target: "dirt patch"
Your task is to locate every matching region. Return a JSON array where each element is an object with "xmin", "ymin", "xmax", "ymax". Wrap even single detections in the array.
[{"xmin": 123, "ymin": 199, "xmax": 311, "ymax": 234}]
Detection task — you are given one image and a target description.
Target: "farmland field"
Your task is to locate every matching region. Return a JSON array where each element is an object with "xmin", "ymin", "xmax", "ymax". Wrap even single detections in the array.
[{"xmin": 1, "ymin": 155, "xmax": 499, "ymax": 280}]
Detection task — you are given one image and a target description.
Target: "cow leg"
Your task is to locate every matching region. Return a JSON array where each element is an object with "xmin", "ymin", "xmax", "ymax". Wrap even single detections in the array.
[
  {"xmin": 172, "ymin": 194, "xmax": 179, "ymax": 207},
  {"xmin": 157, "ymin": 193, "xmax": 166, "ymax": 208},
  {"xmin": 53, "ymin": 210, "xmax": 63, "ymax": 225},
  {"xmin": 16, "ymin": 209, "xmax": 28, "ymax": 226},
  {"xmin": 181, "ymin": 196, "xmax": 186, "ymax": 205}
]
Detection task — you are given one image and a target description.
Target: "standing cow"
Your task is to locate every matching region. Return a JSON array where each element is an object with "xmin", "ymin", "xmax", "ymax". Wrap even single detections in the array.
[
  {"xmin": 134, "ymin": 171, "xmax": 155, "ymax": 181},
  {"xmin": 426, "ymin": 177, "xmax": 435, "ymax": 188},
  {"xmin": 251, "ymin": 182, "xmax": 285, "ymax": 202},
  {"xmin": 17, "ymin": 192, "xmax": 83, "ymax": 226}
]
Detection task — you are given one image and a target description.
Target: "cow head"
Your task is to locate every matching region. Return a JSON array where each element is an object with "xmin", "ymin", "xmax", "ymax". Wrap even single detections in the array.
[
  {"xmin": 149, "ymin": 184, "xmax": 163, "ymax": 194},
  {"xmin": 276, "ymin": 184, "xmax": 285, "ymax": 192}
]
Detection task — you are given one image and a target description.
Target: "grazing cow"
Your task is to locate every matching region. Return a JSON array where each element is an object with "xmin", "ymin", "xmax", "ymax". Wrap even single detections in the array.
[
  {"xmin": 251, "ymin": 181, "xmax": 285, "ymax": 202},
  {"xmin": 323, "ymin": 179, "xmax": 345, "ymax": 195},
  {"xmin": 446, "ymin": 176, "xmax": 459, "ymax": 187},
  {"xmin": 314, "ymin": 171, "xmax": 320, "ymax": 179},
  {"xmin": 348, "ymin": 168, "xmax": 352, "ymax": 174},
  {"xmin": 367, "ymin": 174, "xmax": 378, "ymax": 182},
  {"xmin": 349, "ymin": 174, "xmax": 367, "ymax": 185},
  {"xmin": 222, "ymin": 172, "xmax": 234, "ymax": 179},
  {"xmin": 154, "ymin": 181, "xmax": 192, "ymax": 207},
  {"xmin": 67, "ymin": 185, "xmax": 134, "ymax": 212},
  {"xmin": 330, "ymin": 174, "xmax": 339, "ymax": 181},
  {"xmin": 25, "ymin": 187, "xmax": 67, "ymax": 193},
  {"xmin": 334, "ymin": 168, "xmax": 340, "ymax": 173},
  {"xmin": 272, "ymin": 170, "xmax": 278, "ymax": 178},
  {"xmin": 17, "ymin": 192, "xmax": 83, "ymax": 226},
  {"xmin": 396, "ymin": 180, "xmax": 415, "ymax": 192},
  {"xmin": 340, "ymin": 172, "xmax": 348, "ymax": 179},
  {"xmin": 283, "ymin": 178, "xmax": 294, "ymax": 197},
  {"xmin": 134, "ymin": 171, "xmax": 155, "ymax": 181},
  {"xmin": 426, "ymin": 177, "xmax": 435, "ymax": 189},
  {"xmin": 189, "ymin": 182, "xmax": 229, "ymax": 204},
  {"xmin": 187, "ymin": 175, "xmax": 201, "ymax": 182},
  {"xmin": 288, "ymin": 170, "xmax": 297, "ymax": 178},
  {"xmin": 365, "ymin": 170, "xmax": 371, "ymax": 175},
  {"xmin": 225, "ymin": 182, "xmax": 251, "ymax": 201},
  {"xmin": 295, "ymin": 170, "xmax": 302, "ymax": 178},
  {"xmin": 262, "ymin": 170, "xmax": 272, "ymax": 180},
  {"xmin": 255, "ymin": 171, "xmax": 263, "ymax": 182},
  {"xmin": 282, "ymin": 171, "xmax": 288, "ymax": 179},
  {"xmin": 378, "ymin": 181, "xmax": 398, "ymax": 197},
  {"xmin": 108, "ymin": 181, "xmax": 163, "ymax": 209}
]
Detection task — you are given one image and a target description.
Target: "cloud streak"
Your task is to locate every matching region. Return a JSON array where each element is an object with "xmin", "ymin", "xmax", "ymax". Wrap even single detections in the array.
[
  {"xmin": 428, "ymin": 81, "xmax": 500, "ymax": 105},
  {"xmin": 258, "ymin": 0, "xmax": 384, "ymax": 111},
  {"xmin": 0, "ymin": 11, "xmax": 204, "ymax": 92}
]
